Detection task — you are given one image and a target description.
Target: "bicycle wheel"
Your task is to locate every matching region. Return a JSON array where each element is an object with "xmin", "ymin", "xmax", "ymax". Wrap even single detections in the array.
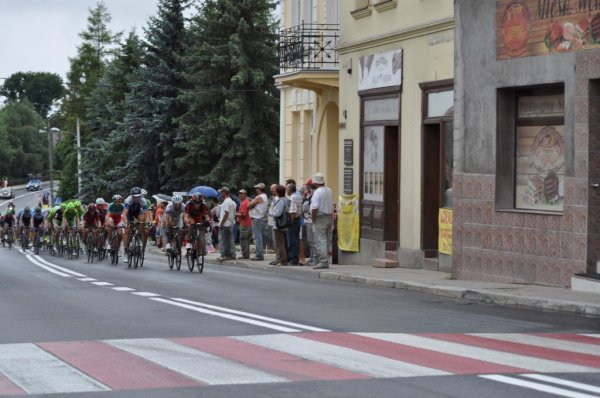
[
  {"xmin": 198, "ymin": 233, "xmax": 205, "ymax": 273},
  {"xmin": 110, "ymin": 233, "xmax": 119, "ymax": 265},
  {"xmin": 168, "ymin": 249, "xmax": 174, "ymax": 269},
  {"xmin": 86, "ymin": 235, "xmax": 94, "ymax": 263},
  {"xmin": 175, "ymin": 245, "xmax": 182, "ymax": 271},
  {"xmin": 187, "ymin": 247, "xmax": 195, "ymax": 272}
]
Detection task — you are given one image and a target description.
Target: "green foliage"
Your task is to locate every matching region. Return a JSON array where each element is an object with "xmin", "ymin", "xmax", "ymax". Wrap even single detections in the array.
[{"xmin": 0, "ymin": 72, "xmax": 65, "ymax": 118}]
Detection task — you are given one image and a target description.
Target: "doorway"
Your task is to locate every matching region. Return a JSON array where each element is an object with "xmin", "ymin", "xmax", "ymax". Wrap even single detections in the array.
[{"xmin": 384, "ymin": 126, "xmax": 399, "ymax": 242}]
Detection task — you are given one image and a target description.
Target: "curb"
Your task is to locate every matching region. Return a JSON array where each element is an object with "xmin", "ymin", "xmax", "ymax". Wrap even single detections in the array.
[{"xmin": 147, "ymin": 247, "xmax": 600, "ymax": 318}]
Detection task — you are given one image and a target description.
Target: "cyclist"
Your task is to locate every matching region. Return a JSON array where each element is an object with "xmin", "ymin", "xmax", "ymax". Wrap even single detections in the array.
[
  {"xmin": 163, "ymin": 194, "xmax": 185, "ymax": 252},
  {"xmin": 31, "ymin": 207, "xmax": 46, "ymax": 247},
  {"xmin": 61, "ymin": 201, "xmax": 83, "ymax": 249},
  {"xmin": 81, "ymin": 203, "xmax": 102, "ymax": 252},
  {"xmin": 19, "ymin": 207, "xmax": 33, "ymax": 248},
  {"xmin": 122, "ymin": 187, "xmax": 150, "ymax": 259},
  {"xmin": 184, "ymin": 192, "xmax": 210, "ymax": 251},
  {"xmin": 96, "ymin": 198, "xmax": 108, "ymax": 225},
  {"xmin": 47, "ymin": 205, "xmax": 62, "ymax": 251},
  {"xmin": 2, "ymin": 208, "xmax": 16, "ymax": 244},
  {"xmin": 105, "ymin": 194, "xmax": 125, "ymax": 251}
]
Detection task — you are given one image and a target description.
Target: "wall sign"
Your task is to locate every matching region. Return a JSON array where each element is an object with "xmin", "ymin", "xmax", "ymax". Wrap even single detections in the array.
[
  {"xmin": 363, "ymin": 126, "xmax": 384, "ymax": 202},
  {"xmin": 344, "ymin": 168, "xmax": 353, "ymax": 194},
  {"xmin": 497, "ymin": 0, "xmax": 600, "ymax": 60},
  {"xmin": 358, "ymin": 49, "xmax": 403, "ymax": 91},
  {"xmin": 344, "ymin": 139, "xmax": 353, "ymax": 166}
]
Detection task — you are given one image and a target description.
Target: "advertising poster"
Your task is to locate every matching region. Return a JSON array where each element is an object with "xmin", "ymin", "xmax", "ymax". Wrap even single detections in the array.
[
  {"xmin": 358, "ymin": 49, "xmax": 402, "ymax": 91},
  {"xmin": 338, "ymin": 194, "xmax": 360, "ymax": 252},
  {"xmin": 363, "ymin": 126, "xmax": 384, "ymax": 202},
  {"xmin": 438, "ymin": 208, "xmax": 453, "ymax": 255}
]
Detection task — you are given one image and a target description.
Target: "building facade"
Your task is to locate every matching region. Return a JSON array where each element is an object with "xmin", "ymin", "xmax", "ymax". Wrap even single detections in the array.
[
  {"xmin": 454, "ymin": 0, "xmax": 600, "ymax": 286},
  {"xmin": 276, "ymin": 0, "xmax": 340, "ymax": 197},
  {"xmin": 337, "ymin": 0, "xmax": 454, "ymax": 268}
]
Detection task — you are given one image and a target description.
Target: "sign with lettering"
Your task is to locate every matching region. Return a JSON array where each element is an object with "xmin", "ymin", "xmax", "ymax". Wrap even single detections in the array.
[
  {"xmin": 497, "ymin": 0, "xmax": 600, "ymax": 59},
  {"xmin": 344, "ymin": 139, "xmax": 353, "ymax": 166},
  {"xmin": 518, "ymin": 95, "xmax": 565, "ymax": 118},
  {"xmin": 358, "ymin": 49, "xmax": 403, "ymax": 91},
  {"xmin": 338, "ymin": 194, "xmax": 360, "ymax": 252},
  {"xmin": 344, "ymin": 167, "xmax": 353, "ymax": 194},
  {"xmin": 438, "ymin": 208, "xmax": 453, "ymax": 255}
]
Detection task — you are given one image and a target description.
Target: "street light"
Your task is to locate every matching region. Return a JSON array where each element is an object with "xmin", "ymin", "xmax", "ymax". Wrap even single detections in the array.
[
  {"xmin": 46, "ymin": 119, "xmax": 82, "ymax": 199},
  {"xmin": 38, "ymin": 126, "xmax": 60, "ymax": 207}
]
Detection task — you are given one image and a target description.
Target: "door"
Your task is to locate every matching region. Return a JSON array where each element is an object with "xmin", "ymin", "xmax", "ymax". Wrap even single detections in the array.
[{"xmin": 384, "ymin": 126, "xmax": 399, "ymax": 242}]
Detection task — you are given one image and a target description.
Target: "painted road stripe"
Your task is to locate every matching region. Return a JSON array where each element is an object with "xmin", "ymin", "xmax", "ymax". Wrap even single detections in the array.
[
  {"xmin": 172, "ymin": 298, "xmax": 330, "ymax": 332},
  {"xmin": 480, "ymin": 375, "xmax": 600, "ymax": 398},
  {"xmin": 38, "ymin": 341, "xmax": 201, "ymax": 390},
  {"xmin": 172, "ymin": 336, "xmax": 368, "ymax": 382},
  {"xmin": 132, "ymin": 292, "xmax": 160, "ymax": 297},
  {"xmin": 474, "ymin": 333, "xmax": 600, "ymax": 357},
  {"xmin": 360, "ymin": 333, "xmax": 599, "ymax": 373},
  {"xmin": 522, "ymin": 374, "xmax": 600, "ymax": 394},
  {"xmin": 580, "ymin": 334, "xmax": 600, "ymax": 342},
  {"xmin": 112, "ymin": 287, "xmax": 135, "ymax": 292},
  {"xmin": 91, "ymin": 281, "xmax": 114, "ymax": 286},
  {"xmin": 235, "ymin": 334, "xmax": 449, "ymax": 378},
  {"xmin": 78, "ymin": 277, "xmax": 97, "ymax": 282},
  {"xmin": 106, "ymin": 338, "xmax": 286, "ymax": 385},
  {"xmin": 151, "ymin": 298, "xmax": 300, "ymax": 333},
  {"xmin": 0, "ymin": 343, "xmax": 109, "ymax": 395},
  {"xmin": 25, "ymin": 255, "xmax": 71, "ymax": 277},
  {"xmin": 304, "ymin": 332, "xmax": 527, "ymax": 375},
  {"xmin": 427, "ymin": 333, "xmax": 600, "ymax": 369},
  {"xmin": 32, "ymin": 256, "xmax": 86, "ymax": 277},
  {"xmin": 0, "ymin": 372, "xmax": 26, "ymax": 396}
]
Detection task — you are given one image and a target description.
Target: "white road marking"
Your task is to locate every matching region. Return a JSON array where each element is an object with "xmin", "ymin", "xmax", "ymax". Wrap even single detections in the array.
[
  {"xmin": 78, "ymin": 277, "xmax": 97, "ymax": 282},
  {"xmin": 25, "ymin": 255, "xmax": 71, "ymax": 277},
  {"xmin": 132, "ymin": 292, "xmax": 161, "ymax": 297},
  {"xmin": 151, "ymin": 298, "xmax": 300, "ymax": 333},
  {"xmin": 236, "ymin": 334, "xmax": 449, "ymax": 378},
  {"xmin": 358, "ymin": 333, "xmax": 600, "ymax": 373},
  {"xmin": 112, "ymin": 287, "xmax": 135, "ymax": 291},
  {"xmin": 580, "ymin": 334, "xmax": 600, "ymax": 340},
  {"xmin": 480, "ymin": 375, "xmax": 600, "ymax": 398},
  {"xmin": 32, "ymin": 256, "xmax": 87, "ymax": 277},
  {"xmin": 106, "ymin": 338, "xmax": 286, "ymax": 385},
  {"xmin": 91, "ymin": 281, "xmax": 114, "ymax": 286},
  {"xmin": 172, "ymin": 298, "xmax": 330, "ymax": 332},
  {"xmin": 522, "ymin": 374, "xmax": 600, "ymax": 394},
  {"xmin": 472, "ymin": 333, "xmax": 600, "ymax": 356},
  {"xmin": 0, "ymin": 343, "xmax": 109, "ymax": 394}
]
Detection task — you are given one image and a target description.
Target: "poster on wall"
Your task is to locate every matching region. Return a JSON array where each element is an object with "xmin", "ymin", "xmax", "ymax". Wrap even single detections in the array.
[
  {"xmin": 515, "ymin": 125, "xmax": 565, "ymax": 211},
  {"xmin": 363, "ymin": 126, "xmax": 384, "ymax": 202},
  {"xmin": 497, "ymin": 0, "xmax": 600, "ymax": 59},
  {"xmin": 358, "ymin": 49, "xmax": 403, "ymax": 91},
  {"xmin": 338, "ymin": 194, "xmax": 360, "ymax": 252},
  {"xmin": 438, "ymin": 208, "xmax": 453, "ymax": 255}
]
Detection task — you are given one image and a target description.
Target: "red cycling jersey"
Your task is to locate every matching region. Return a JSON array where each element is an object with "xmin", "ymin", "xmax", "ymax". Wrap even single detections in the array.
[{"xmin": 184, "ymin": 200, "xmax": 209, "ymax": 224}]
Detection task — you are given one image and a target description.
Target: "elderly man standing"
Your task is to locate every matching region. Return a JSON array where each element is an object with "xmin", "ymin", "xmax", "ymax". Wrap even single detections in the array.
[
  {"xmin": 247, "ymin": 182, "xmax": 268, "ymax": 261},
  {"xmin": 217, "ymin": 187, "xmax": 237, "ymax": 261},
  {"xmin": 236, "ymin": 189, "xmax": 252, "ymax": 259},
  {"xmin": 310, "ymin": 173, "xmax": 334, "ymax": 269}
]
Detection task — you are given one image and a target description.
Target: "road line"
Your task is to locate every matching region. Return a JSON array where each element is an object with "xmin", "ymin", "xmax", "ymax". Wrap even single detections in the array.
[
  {"xmin": 472, "ymin": 333, "xmax": 600, "ymax": 357},
  {"xmin": 112, "ymin": 287, "xmax": 135, "ymax": 292},
  {"xmin": 32, "ymin": 256, "xmax": 87, "ymax": 277},
  {"xmin": 0, "ymin": 343, "xmax": 109, "ymax": 395},
  {"xmin": 522, "ymin": 374, "xmax": 600, "ymax": 394},
  {"xmin": 235, "ymin": 334, "xmax": 449, "ymax": 378},
  {"xmin": 536, "ymin": 334, "xmax": 600, "ymax": 346},
  {"xmin": 580, "ymin": 334, "xmax": 600, "ymax": 342},
  {"xmin": 38, "ymin": 341, "xmax": 201, "ymax": 390},
  {"xmin": 480, "ymin": 375, "xmax": 600, "ymax": 398},
  {"xmin": 91, "ymin": 281, "xmax": 114, "ymax": 286},
  {"xmin": 172, "ymin": 298, "xmax": 330, "ymax": 332},
  {"xmin": 151, "ymin": 298, "xmax": 300, "ymax": 333},
  {"xmin": 132, "ymin": 292, "xmax": 161, "ymax": 297},
  {"xmin": 106, "ymin": 338, "xmax": 287, "ymax": 385},
  {"xmin": 304, "ymin": 332, "xmax": 527, "ymax": 375},
  {"xmin": 359, "ymin": 333, "xmax": 600, "ymax": 373},
  {"xmin": 78, "ymin": 277, "xmax": 97, "ymax": 282},
  {"xmin": 25, "ymin": 255, "xmax": 71, "ymax": 277},
  {"xmin": 172, "ymin": 336, "xmax": 368, "ymax": 382}
]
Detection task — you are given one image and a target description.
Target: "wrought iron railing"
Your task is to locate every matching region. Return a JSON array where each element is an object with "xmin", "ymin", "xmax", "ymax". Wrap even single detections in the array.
[{"xmin": 278, "ymin": 22, "xmax": 339, "ymax": 72}]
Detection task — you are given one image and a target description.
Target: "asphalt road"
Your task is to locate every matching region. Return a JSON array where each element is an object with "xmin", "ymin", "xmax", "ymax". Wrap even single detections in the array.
[{"xmin": 1, "ymin": 187, "xmax": 599, "ymax": 398}]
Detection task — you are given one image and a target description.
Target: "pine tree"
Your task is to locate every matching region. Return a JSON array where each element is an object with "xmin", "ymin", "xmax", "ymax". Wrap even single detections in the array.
[
  {"xmin": 177, "ymin": 0, "xmax": 280, "ymax": 190},
  {"xmin": 110, "ymin": 0, "xmax": 189, "ymax": 193}
]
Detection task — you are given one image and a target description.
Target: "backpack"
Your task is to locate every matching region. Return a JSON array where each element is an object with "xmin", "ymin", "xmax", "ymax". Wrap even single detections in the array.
[{"xmin": 275, "ymin": 197, "xmax": 292, "ymax": 229}]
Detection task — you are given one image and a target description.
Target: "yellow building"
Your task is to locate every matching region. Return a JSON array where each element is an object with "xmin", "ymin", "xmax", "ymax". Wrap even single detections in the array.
[
  {"xmin": 337, "ymin": 0, "xmax": 455, "ymax": 269},
  {"xmin": 276, "ymin": 0, "xmax": 340, "ymax": 197}
]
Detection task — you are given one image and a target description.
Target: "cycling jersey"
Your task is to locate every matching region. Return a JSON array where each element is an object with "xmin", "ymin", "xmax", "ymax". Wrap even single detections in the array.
[
  {"xmin": 4, "ymin": 216, "xmax": 15, "ymax": 227},
  {"xmin": 63, "ymin": 208, "xmax": 79, "ymax": 222},
  {"xmin": 124, "ymin": 197, "xmax": 147, "ymax": 222},
  {"xmin": 82, "ymin": 210, "xmax": 101, "ymax": 226},
  {"xmin": 107, "ymin": 203, "xmax": 124, "ymax": 215},
  {"xmin": 32, "ymin": 214, "xmax": 45, "ymax": 229},
  {"xmin": 97, "ymin": 207, "xmax": 106, "ymax": 226},
  {"xmin": 165, "ymin": 203, "xmax": 184, "ymax": 227},
  {"xmin": 21, "ymin": 211, "xmax": 32, "ymax": 226},
  {"xmin": 184, "ymin": 200, "xmax": 209, "ymax": 223}
]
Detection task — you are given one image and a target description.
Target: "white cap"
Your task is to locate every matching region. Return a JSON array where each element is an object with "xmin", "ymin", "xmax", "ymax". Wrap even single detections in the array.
[{"xmin": 313, "ymin": 172, "xmax": 325, "ymax": 185}]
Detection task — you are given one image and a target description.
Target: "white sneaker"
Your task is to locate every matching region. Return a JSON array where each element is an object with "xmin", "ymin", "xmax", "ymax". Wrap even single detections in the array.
[
  {"xmin": 166, "ymin": 243, "xmax": 172, "ymax": 250},
  {"xmin": 185, "ymin": 243, "xmax": 192, "ymax": 250}
]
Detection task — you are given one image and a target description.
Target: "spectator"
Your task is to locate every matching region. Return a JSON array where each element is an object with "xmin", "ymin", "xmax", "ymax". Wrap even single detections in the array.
[
  {"xmin": 155, "ymin": 201, "xmax": 167, "ymax": 250},
  {"xmin": 247, "ymin": 182, "xmax": 268, "ymax": 261},
  {"xmin": 217, "ymin": 187, "xmax": 236, "ymax": 261},
  {"xmin": 310, "ymin": 173, "xmax": 334, "ymax": 269},
  {"xmin": 269, "ymin": 184, "xmax": 288, "ymax": 266},
  {"xmin": 236, "ymin": 189, "xmax": 252, "ymax": 259},
  {"xmin": 286, "ymin": 183, "xmax": 302, "ymax": 265},
  {"xmin": 300, "ymin": 178, "xmax": 314, "ymax": 265}
]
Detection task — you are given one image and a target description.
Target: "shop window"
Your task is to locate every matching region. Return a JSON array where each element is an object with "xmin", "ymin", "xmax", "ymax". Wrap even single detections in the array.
[{"xmin": 496, "ymin": 84, "xmax": 565, "ymax": 213}]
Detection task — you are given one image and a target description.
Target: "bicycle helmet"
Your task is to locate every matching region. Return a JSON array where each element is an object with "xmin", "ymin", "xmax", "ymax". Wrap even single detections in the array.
[
  {"xmin": 34, "ymin": 207, "xmax": 42, "ymax": 213},
  {"xmin": 141, "ymin": 188, "xmax": 147, "ymax": 196},
  {"xmin": 172, "ymin": 194, "xmax": 183, "ymax": 204},
  {"xmin": 24, "ymin": 206, "xmax": 31, "ymax": 212},
  {"xmin": 112, "ymin": 194, "xmax": 123, "ymax": 202},
  {"xmin": 96, "ymin": 198, "xmax": 106, "ymax": 205},
  {"xmin": 6, "ymin": 208, "xmax": 14, "ymax": 216},
  {"xmin": 191, "ymin": 192, "xmax": 204, "ymax": 202},
  {"xmin": 130, "ymin": 187, "xmax": 142, "ymax": 196},
  {"xmin": 88, "ymin": 203, "xmax": 96, "ymax": 211}
]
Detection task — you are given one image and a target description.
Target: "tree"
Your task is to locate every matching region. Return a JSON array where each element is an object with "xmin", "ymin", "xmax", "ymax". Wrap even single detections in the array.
[
  {"xmin": 177, "ymin": 0, "xmax": 280, "ymax": 190},
  {"xmin": 0, "ymin": 72, "xmax": 64, "ymax": 118},
  {"xmin": 57, "ymin": 1, "xmax": 121, "ymax": 199},
  {"xmin": 109, "ymin": 0, "xmax": 190, "ymax": 193}
]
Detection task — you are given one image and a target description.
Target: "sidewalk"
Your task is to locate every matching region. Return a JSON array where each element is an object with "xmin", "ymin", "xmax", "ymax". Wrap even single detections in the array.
[{"xmin": 153, "ymin": 246, "xmax": 600, "ymax": 318}]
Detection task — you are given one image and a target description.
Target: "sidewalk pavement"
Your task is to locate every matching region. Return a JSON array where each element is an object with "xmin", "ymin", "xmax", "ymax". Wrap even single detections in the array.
[{"xmin": 150, "ymin": 245, "xmax": 600, "ymax": 318}]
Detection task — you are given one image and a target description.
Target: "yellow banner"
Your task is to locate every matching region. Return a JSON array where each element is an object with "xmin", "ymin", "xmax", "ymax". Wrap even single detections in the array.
[
  {"xmin": 337, "ymin": 194, "xmax": 360, "ymax": 252},
  {"xmin": 439, "ymin": 208, "xmax": 453, "ymax": 255}
]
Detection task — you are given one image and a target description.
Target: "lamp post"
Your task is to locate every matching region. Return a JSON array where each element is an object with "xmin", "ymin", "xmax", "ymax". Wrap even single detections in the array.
[
  {"xmin": 47, "ymin": 119, "xmax": 82, "ymax": 199},
  {"xmin": 38, "ymin": 126, "xmax": 59, "ymax": 207}
]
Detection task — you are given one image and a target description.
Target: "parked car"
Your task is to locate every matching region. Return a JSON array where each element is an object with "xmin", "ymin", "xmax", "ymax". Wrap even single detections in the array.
[
  {"xmin": 26, "ymin": 179, "xmax": 43, "ymax": 191},
  {"xmin": 0, "ymin": 187, "xmax": 14, "ymax": 199}
]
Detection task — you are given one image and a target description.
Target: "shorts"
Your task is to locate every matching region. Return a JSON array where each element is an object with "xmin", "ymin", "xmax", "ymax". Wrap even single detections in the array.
[{"xmin": 108, "ymin": 214, "xmax": 122, "ymax": 225}]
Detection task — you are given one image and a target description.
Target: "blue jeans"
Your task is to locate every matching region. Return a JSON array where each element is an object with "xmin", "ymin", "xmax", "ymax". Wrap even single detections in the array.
[
  {"xmin": 312, "ymin": 215, "xmax": 332, "ymax": 266},
  {"xmin": 219, "ymin": 225, "xmax": 235, "ymax": 258},
  {"xmin": 251, "ymin": 217, "xmax": 267, "ymax": 259},
  {"xmin": 286, "ymin": 218, "xmax": 300, "ymax": 264}
]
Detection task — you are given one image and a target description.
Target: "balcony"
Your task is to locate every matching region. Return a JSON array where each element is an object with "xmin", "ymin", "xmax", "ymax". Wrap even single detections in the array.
[{"xmin": 279, "ymin": 22, "xmax": 339, "ymax": 72}]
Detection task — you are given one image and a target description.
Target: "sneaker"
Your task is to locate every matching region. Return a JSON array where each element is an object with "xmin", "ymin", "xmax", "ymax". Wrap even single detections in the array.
[
  {"xmin": 269, "ymin": 260, "xmax": 279, "ymax": 265},
  {"xmin": 185, "ymin": 243, "xmax": 192, "ymax": 250},
  {"xmin": 166, "ymin": 243, "xmax": 172, "ymax": 251},
  {"xmin": 216, "ymin": 256, "xmax": 226, "ymax": 261},
  {"xmin": 312, "ymin": 264, "xmax": 329, "ymax": 269}
]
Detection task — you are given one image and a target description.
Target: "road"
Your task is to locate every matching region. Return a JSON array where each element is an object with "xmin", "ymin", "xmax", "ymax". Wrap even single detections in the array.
[{"xmin": 1, "ymin": 186, "xmax": 599, "ymax": 398}]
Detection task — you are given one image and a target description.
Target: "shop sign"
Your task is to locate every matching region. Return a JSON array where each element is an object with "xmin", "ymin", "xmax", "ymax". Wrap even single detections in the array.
[
  {"xmin": 358, "ymin": 49, "xmax": 403, "ymax": 91},
  {"xmin": 518, "ymin": 95, "xmax": 564, "ymax": 118},
  {"xmin": 497, "ymin": 0, "xmax": 600, "ymax": 60},
  {"xmin": 344, "ymin": 139, "xmax": 353, "ymax": 166},
  {"xmin": 364, "ymin": 97, "xmax": 400, "ymax": 122},
  {"xmin": 338, "ymin": 194, "xmax": 360, "ymax": 252},
  {"xmin": 438, "ymin": 208, "xmax": 453, "ymax": 255},
  {"xmin": 344, "ymin": 167, "xmax": 353, "ymax": 194}
]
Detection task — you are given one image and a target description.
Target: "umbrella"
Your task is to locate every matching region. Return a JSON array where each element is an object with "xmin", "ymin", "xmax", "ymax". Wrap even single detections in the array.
[
  {"xmin": 189, "ymin": 185, "xmax": 219, "ymax": 198},
  {"xmin": 152, "ymin": 193, "xmax": 172, "ymax": 203}
]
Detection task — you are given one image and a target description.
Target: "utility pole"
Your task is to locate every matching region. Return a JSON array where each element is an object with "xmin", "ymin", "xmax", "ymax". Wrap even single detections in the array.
[
  {"xmin": 48, "ymin": 124, "xmax": 54, "ymax": 207},
  {"xmin": 76, "ymin": 118, "xmax": 81, "ymax": 198}
]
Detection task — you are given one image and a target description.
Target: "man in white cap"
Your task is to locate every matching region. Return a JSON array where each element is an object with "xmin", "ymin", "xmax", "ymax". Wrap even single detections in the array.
[
  {"xmin": 217, "ymin": 187, "xmax": 236, "ymax": 261},
  {"xmin": 247, "ymin": 182, "xmax": 268, "ymax": 260},
  {"xmin": 309, "ymin": 172, "xmax": 333, "ymax": 269}
]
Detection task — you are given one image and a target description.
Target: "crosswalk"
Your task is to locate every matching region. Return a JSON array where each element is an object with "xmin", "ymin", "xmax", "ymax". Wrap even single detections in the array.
[{"xmin": 0, "ymin": 332, "xmax": 598, "ymax": 396}]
